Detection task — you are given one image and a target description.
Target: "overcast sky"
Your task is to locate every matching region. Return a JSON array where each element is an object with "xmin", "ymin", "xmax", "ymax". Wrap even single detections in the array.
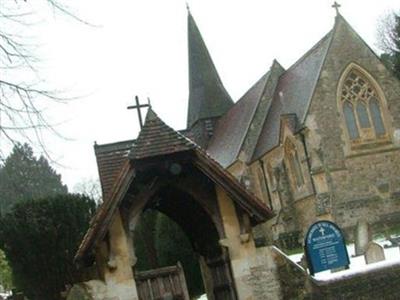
[{"xmin": 4, "ymin": 0, "xmax": 399, "ymax": 190}]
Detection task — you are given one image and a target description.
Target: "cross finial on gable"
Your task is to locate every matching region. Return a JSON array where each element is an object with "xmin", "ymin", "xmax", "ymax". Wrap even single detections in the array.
[
  {"xmin": 127, "ymin": 95, "xmax": 151, "ymax": 129},
  {"xmin": 332, "ymin": 1, "xmax": 341, "ymax": 16}
]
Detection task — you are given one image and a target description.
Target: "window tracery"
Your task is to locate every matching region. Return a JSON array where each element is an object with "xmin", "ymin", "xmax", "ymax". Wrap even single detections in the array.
[{"xmin": 340, "ymin": 69, "xmax": 388, "ymax": 145}]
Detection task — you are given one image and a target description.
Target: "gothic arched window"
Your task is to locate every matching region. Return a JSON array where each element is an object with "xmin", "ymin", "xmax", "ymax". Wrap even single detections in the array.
[
  {"xmin": 340, "ymin": 68, "xmax": 388, "ymax": 145},
  {"xmin": 285, "ymin": 140, "xmax": 304, "ymax": 188}
]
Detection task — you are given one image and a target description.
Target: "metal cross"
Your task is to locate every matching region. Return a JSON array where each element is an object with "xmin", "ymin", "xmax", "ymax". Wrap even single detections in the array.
[
  {"xmin": 332, "ymin": 1, "xmax": 341, "ymax": 15},
  {"xmin": 127, "ymin": 96, "xmax": 151, "ymax": 129}
]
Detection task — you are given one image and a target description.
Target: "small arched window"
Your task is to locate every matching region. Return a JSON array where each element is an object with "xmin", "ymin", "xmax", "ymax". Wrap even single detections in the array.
[
  {"xmin": 285, "ymin": 140, "xmax": 304, "ymax": 188},
  {"xmin": 340, "ymin": 68, "xmax": 388, "ymax": 145}
]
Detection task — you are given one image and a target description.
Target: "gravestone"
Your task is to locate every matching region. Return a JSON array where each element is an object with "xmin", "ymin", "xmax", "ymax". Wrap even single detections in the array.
[
  {"xmin": 354, "ymin": 219, "xmax": 372, "ymax": 256},
  {"xmin": 364, "ymin": 242, "xmax": 385, "ymax": 264}
]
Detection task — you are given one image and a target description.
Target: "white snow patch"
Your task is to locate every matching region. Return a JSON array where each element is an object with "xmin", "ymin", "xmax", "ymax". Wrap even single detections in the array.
[{"xmin": 288, "ymin": 238, "xmax": 400, "ymax": 281}]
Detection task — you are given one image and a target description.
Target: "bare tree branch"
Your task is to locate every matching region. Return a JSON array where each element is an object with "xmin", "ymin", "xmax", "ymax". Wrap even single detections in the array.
[
  {"xmin": 377, "ymin": 12, "xmax": 399, "ymax": 53},
  {"xmin": 0, "ymin": 1, "xmax": 90, "ymax": 162}
]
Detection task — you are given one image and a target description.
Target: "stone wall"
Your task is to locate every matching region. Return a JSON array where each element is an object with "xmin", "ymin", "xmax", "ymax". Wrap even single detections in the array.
[
  {"xmin": 234, "ymin": 247, "xmax": 282, "ymax": 300},
  {"xmin": 249, "ymin": 128, "xmax": 318, "ymax": 246},
  {"xmin": 271, "ymin": 247, "xmax": 400, "ymax": 300},
  {"xmin": 68, "ymin": 246, "xmax": 400, "ymax": 300},
  {"xmin": 271, "ymin": 248, "xmax": 309, "ymax": 300},
  {"xmin": 332, "ymin": 150, "xmax": 400, "ymax": 234},
  {"xmin": 311, "ymin": 263, "xmax": 400, "ymax": 299}
]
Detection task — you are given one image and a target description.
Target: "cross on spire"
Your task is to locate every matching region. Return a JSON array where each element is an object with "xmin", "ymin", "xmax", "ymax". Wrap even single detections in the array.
[
  {"xmin": 127, "ymin": 96, "xmax": 151, "ymax": 129},
  {"xmin": 332, "ymin": 1, "xmax": 341, "ymax": 16}
]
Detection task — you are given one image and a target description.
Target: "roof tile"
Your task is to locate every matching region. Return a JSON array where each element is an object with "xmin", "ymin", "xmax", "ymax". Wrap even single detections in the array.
[{"xmin": 129, "ymin": 109, "xmax": 196, "ymax": 160}]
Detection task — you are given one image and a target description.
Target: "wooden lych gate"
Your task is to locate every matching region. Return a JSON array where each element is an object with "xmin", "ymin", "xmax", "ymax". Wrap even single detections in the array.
[
  {"xmin": 74, "ymin": 110, "xmax": 273, "ymax": 300},
  {"xmin": 135, "ymin": 263, "xmax": 190, "ymax": 300}
]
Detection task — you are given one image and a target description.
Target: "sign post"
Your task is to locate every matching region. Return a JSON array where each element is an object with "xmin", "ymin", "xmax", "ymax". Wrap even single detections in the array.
[{"xmin": 304, "ymin": 220, "xmax": 350, "ymax": 275}]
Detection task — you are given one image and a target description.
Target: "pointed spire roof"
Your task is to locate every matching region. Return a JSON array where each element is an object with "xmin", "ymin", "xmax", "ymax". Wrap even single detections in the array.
[
  {"xmin": 129, "ymin": 108, "xmax": 196, "ymax": 160},
  {"xmin": 187, "ymin": 10, "xmax": 233, "ymax": 128}
]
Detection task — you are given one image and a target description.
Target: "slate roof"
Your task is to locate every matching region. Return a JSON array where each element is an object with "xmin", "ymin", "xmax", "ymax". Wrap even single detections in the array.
[
  {"xmin": 76, "ymin": 109, "xmax": 273, "ymax": 264},
  {"xmin": 207, "ymin": 28, "xmax": 332, "ymax": 167},
  {"xmin": 94, "ymin": 139, "xmax": 135, "ymax": 198},
  {"xmin": 251, "ymin": 30, "xmax": 333, "ymax": 161},
  {"xmin": 187, "ymin": 11, "xmax": 233, "ymax": 128},
  {"xmin": 207, "ymin": 71, "xmax": 271, "ymax": 167}
]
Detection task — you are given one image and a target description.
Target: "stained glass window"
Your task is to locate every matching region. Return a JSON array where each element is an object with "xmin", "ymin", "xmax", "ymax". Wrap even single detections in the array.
[
  {"xmin": 343, "ymin": 101, "xmax": 359, "ymax": 140},
  {"xmin": 356, "ymin": 102, "xmax": 370, "ymax": 128},
  {"xmin": 340, "ymin": 69, "xmax": 388, "ymax": 143},
  {"xmin": 369, "ymin": 97, "xmax": 386, "ymax": 136},
  {"xmin": 293, "ymin": 152, "xmax": 304, "ymax": 187}
]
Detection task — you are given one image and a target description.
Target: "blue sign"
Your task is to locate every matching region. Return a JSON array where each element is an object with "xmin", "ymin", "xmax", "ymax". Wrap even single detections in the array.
[{"xmin": 304, "ymin": 221, "xmax": 350, "ymax": 275}]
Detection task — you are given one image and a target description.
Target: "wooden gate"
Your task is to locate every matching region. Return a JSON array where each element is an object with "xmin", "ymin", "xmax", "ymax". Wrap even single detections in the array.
[
  {"xmin": 135, "ymin": 263, "xmax": 190, "ymax": 300},
  {"xmin": 207, "ymin": 255, "xmax": 237, "ymax": 300}
]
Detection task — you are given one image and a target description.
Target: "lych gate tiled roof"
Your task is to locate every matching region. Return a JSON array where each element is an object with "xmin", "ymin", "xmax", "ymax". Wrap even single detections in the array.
[
  {"xmin": 187, "ymin": 11, "xmax": 233, "ymax": 128},
  {"xmin": 94, "ymin": 139, "xmax": 135, "ymax": 198},
  {"xmin": 129, "ymin": 109, "xmax": 196, "ymax": 160},
  {"xmin": 76, "ymin": 109, "xmax": 273, "ymax": 264},
  {"xmin": 207, "ymin": 71, "xmax": 271, "ymax": 167}
]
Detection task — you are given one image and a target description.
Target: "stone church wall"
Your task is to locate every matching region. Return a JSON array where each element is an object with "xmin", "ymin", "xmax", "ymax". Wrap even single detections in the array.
[
  {"xmin": 332, "ymin": 151, "xmax": 400, "ymax": 234},
  {"xmin": 305, "ymin": 18, "xmax": 400, "ymax": 236},
  {"xmin": 248, "ymin": 132, "xmax": 318, "ymax": 248}
]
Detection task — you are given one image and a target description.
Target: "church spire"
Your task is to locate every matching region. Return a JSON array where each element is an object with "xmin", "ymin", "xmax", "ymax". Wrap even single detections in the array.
[{"xmin": 187, "ymin": 10, "xmax": 233, "ymax": 129}]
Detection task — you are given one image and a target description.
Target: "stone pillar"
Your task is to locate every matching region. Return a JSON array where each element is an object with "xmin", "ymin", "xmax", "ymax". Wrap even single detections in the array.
[
  {"xmin": 103, "ymin": 211, "xmax": 139, "ymax": 300},
  {"xmin": 310, "ymin": 149, "xmax": 333, "ymax": 221},
  {"xmin": 215, "ymin": 186, "xmax": 282, "ymax": 299},
  {"xmin": 71, "ymin": 212, "xmax": 139, "ymax": 300}
]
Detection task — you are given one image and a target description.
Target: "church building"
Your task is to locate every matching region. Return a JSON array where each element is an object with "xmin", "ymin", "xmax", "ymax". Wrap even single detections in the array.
[
  {"xmin": 185, "ymin": 9, "xmax": 400, "ymax": 248},
  {"xmin": 202, "ymin": 9, "xmax": 400, "ymax": 248},
  {"xmin": 72, "ymin": 6, "xmax": 400, "ymax": 300}
]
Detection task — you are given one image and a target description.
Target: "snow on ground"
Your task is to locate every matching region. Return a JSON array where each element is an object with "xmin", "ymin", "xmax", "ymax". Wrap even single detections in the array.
[
  {"xmin": 196, "ymin": 238, "xmax": 400, "ymax": 298},
  {"xmin": 289, "ymin": 238, "xmax": 400, "ymax": 281}
]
